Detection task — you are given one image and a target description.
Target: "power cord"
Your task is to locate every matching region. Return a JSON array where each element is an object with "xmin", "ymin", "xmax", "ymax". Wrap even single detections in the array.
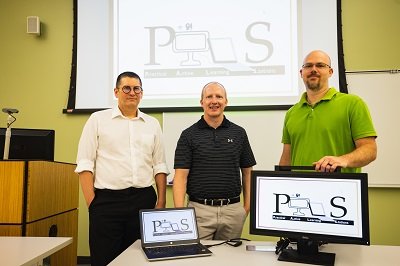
[
  {"xmin": 275, "ymin": 237, "xmax": 290, "ymax": 254},
  {"xmin": 205, "ymin": 238, "xmax": 250, "ymax": 248}
]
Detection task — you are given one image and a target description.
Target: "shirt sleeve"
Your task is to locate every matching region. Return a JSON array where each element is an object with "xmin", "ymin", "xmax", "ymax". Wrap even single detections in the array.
[
  {"xmin": 240, "ymin": 129, "xmax": 257, "ymax": 168},
  {"xmin": 350, "ymin": 97, "xmax": 377, "ymax": 140},
  {"xmin": 281, "ymin": 111, "xmax": 291, "ymax": 144},
  {"xmin": 174, "ymin": 131, "xmax": 192, "ymax": 169},
  {"xmin": 75, "ymin": 114, "xmax": 98, "ymax": 174},
  {"xmin": 152, "ymin": 121, "xmax": 170, "ymax": 176}
]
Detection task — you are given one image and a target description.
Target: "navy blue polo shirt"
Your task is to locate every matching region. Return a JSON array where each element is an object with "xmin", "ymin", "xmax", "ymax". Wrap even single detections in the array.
[{"xmin": 174, "ymin": 116, "xmax": 256, "ymax": 199}]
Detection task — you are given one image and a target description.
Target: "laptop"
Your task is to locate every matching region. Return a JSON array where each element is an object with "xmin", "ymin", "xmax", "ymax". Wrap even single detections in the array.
[{"xmin": 139, "ymin": 207, "xmax": 212, "ymax": 261}]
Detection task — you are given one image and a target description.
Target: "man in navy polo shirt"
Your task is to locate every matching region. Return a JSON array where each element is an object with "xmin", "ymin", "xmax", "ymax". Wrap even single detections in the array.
[{"xmin": 173, "ymin": 82, "xmax": 256, "ymax": 240}]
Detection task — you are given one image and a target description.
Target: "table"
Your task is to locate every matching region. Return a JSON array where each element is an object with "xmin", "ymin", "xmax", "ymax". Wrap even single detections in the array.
[
  {"xmin": 109, "ymin": 240, "xmax": 400, "ymax": 266},
  {"xmin": 0, "ymin": 236, "xmax": 72, "ymax": 266}
]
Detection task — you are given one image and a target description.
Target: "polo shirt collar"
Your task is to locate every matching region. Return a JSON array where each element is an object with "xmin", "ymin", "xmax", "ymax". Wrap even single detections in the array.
[
  {"xmin": 198, "ymin": 115, "xmax": 230, "ymax": 129},
  {"xmin": 300, "ymin": 87, "xmax": 338, "ymax": 106}
]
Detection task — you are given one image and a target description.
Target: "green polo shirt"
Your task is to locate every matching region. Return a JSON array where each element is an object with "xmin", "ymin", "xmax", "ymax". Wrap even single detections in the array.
[{"xmin": 282, "ymin": 87, "xmax": 377, "ymax": 173}]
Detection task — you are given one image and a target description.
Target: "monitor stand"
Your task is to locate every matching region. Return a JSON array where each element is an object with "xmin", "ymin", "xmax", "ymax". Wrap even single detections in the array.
[
  {"xmin": 278, "ymin": 239, "xmax": 335, "ymax": 266},
  {"xmin": 181, "ymin": 52, "xmax": 201, "ymax": 66}
]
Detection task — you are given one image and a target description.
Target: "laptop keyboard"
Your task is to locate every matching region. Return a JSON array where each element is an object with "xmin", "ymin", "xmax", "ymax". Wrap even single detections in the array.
[{"xmin": 146, "ymin": 244, "xmax": 206, "ymax": 257}]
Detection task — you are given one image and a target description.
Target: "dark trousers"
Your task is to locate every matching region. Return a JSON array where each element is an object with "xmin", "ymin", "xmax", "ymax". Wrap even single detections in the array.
[{"xmin": 88, "ymin": 186, "xmax": 157, "ymax": 266}]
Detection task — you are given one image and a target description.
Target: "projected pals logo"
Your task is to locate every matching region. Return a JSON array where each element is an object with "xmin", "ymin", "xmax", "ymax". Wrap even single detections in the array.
[
  {"xmin": 143, "ymin": 22, "xmax": 283, "ymax": 79},
  {"xmin": 151, "ymin": 218, "xmax": 193, "ymax": 237},
  {"xmin": 273, "ymin": 193, "xmax": 355, "ymax": 226}
]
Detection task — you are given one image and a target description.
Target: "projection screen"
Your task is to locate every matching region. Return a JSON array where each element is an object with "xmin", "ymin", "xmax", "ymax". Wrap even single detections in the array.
[{"xmin": 67, "ymin": 0, "xmax": 344, "ymax": 112}]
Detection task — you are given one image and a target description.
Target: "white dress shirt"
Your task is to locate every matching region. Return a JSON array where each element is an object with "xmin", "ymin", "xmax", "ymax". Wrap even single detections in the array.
[{"xmin": 75, "ymin": 107, "xmax": 169, "ymax": 189}]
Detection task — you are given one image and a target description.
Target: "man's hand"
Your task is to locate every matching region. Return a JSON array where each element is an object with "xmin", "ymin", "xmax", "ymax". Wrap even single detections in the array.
[{"xmin": 313, "ymin": 156, "xmax": 347, "ymax": 172}]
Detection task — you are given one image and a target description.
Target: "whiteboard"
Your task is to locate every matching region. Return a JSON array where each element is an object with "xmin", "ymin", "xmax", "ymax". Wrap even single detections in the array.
[
  {"xmin": 347, "ymin": 72, "xmax": 400, "ymax": 187},
  {"xmin": 163, "ymin": 73, "xmax": 400, "ymax": 187}
]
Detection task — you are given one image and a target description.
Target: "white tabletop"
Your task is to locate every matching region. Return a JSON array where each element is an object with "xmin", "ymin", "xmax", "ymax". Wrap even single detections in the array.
[
  {"xmin": 0, "ymin": 236, "xmax": 72, "ymax": 266},
  {"xmin": 109, "ymin": 240, "xmax": 400, "ymax": 266}
]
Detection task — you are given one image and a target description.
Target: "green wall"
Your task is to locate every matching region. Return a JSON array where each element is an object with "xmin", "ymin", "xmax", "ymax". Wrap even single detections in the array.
[{"xmin": 0, "ymin": 0, "xmax": 399, "ymax": 257}]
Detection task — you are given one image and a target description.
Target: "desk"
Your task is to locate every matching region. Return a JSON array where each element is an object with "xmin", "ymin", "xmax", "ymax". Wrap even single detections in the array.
[
  {"xmin": 109, "ymin": 240, "xmax": 400, "ymax": 266},
  {"xmin": 0, "ymin": 236, "xmax": 72, "ymax": 266}
]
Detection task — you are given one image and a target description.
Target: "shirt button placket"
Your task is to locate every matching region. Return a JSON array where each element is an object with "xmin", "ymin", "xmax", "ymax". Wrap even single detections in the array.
[{"xmin": 129, "ymin": 121, "xmax": 136, "ymax": 176}]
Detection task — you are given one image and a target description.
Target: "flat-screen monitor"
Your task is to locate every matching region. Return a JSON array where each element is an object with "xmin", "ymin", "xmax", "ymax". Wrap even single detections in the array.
[
  {"xmin": 250, "ymin": 170, "xmax": 370, "ymax": 265},
  {"xmin": 0, "ymin": 128, "xmax": 55, "ymax": 161}
]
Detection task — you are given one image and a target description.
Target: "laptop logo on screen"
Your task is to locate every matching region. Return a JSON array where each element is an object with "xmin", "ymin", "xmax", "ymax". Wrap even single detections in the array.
[
  {"xmin": 272, "ymin": 193, "xmax": 353, "ymax": 226},
  {"xmin": 152, "ymin": 219, "xmax": 193, "ymax": 236}
]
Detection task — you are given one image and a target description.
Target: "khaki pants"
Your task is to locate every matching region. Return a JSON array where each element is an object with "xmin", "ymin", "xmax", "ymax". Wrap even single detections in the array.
[{"xmin": 188, "ymin": 201, "xmax": 247, "ymax": 240}]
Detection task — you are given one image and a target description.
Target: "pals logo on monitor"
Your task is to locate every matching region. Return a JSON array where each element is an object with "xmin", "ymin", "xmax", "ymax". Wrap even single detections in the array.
[
  {"xmin": 272, "ymin": 193, "xmax": 354, "ymax": 226},
  {"xmin": 151, "ymin": 218, "xmax": 193, "ymax": 237}
]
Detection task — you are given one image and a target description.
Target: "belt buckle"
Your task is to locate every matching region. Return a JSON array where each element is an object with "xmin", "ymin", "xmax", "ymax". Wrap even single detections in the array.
[
  {"xmin": 203, "ymin": 198, "xmax": 214, "ymax": 206},
  {"xmin": 218, "ymin": 198, "xmax": 230, "ymax": 206},
  {"xmin": 203, "ymin": 198, "xmax": 231, "ymax": 206}
]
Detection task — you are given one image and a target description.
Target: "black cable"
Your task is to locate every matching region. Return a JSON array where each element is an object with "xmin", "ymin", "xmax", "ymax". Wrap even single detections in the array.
[
  {"xmin": 275, "ymin": 237, "xmax": 290, "ymax": 254},
  {"xmin": 7, "ymin": 114, "xmax": 17, "ymax": 127},
  {"xmin": 230, "ymin": 237, "xmax": 251, "ymax": 241},
  {"xmin": 205, "ymin": 238, "xmax": 250, "ymax": 248}
]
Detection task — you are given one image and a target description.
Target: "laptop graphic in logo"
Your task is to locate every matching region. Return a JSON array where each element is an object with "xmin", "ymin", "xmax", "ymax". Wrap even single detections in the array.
[{"xmin": 139, "ymin": 207, "xmax": 212, "ymax": 261}]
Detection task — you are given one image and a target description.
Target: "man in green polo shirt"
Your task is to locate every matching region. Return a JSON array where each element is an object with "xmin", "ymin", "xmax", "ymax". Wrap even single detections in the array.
[{"xmin": 279, "ymin": 50, "xmax": 377, "ymax": 173}]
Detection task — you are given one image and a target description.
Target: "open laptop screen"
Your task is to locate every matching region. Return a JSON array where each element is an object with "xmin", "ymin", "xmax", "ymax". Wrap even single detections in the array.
[{"xmin": 140, "ymin": 208, "xmax": 199, "ymax": 244}]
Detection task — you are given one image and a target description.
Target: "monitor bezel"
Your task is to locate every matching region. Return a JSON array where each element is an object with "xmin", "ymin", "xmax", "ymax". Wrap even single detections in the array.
[
  {"xmin": 249, "ymin": 170, "xmax": 370, "ymax": 246},
  {"xmin": 0, "ymin": 127, "xmax": 55, "ymax": 161}
]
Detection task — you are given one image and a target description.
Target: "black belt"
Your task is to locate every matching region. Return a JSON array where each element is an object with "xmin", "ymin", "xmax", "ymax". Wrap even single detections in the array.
[
  {"xmin": 95, "ymin": 186, "xmax": 152, "ymax": 195},
  {"xmin": 189, "ymin": 195, "xmax": 240, "ymax": 206}
]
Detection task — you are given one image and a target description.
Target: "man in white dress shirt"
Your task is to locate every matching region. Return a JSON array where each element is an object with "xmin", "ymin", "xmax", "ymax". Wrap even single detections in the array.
[{"xmin": 75, "ymin": 71, "xmax": 169, "ymax": 266}]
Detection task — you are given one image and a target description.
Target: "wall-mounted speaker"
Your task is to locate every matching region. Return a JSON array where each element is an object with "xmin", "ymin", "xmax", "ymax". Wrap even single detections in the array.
[{"xmin": 27, "ymin": 16, "xmax": 41, "ymax": 35}]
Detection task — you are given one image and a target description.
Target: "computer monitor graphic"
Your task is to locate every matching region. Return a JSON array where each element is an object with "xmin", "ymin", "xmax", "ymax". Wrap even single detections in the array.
[
  {"xmin": 289, "ymin": 197, "xmax": 327, "ymax": 217},
  {"xmin": 173, "ymin": 31, "xmax": 209, "ymax": 66},
  {"xmin": 289, "ymin": 197, "xmax": 310, "ymax": 216}
]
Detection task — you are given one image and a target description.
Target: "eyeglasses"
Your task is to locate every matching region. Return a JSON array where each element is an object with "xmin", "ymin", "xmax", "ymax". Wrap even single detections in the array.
[
  {"xmin": 120, "ymin": 85, "xmax": 143, "ymax": 94},
  {"xmin": 302, "ymin": 62, "xmax": 331, "ymax": 70}
]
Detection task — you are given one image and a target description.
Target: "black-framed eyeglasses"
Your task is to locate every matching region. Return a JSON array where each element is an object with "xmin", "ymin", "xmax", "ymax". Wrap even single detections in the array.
[
  {"xmin": 302, "ymin": 62, "xmax": 331, "ymax": 70},
  {"xmin": 120, "ymin": 85, "xmax": 143, "ymax": 94}
]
